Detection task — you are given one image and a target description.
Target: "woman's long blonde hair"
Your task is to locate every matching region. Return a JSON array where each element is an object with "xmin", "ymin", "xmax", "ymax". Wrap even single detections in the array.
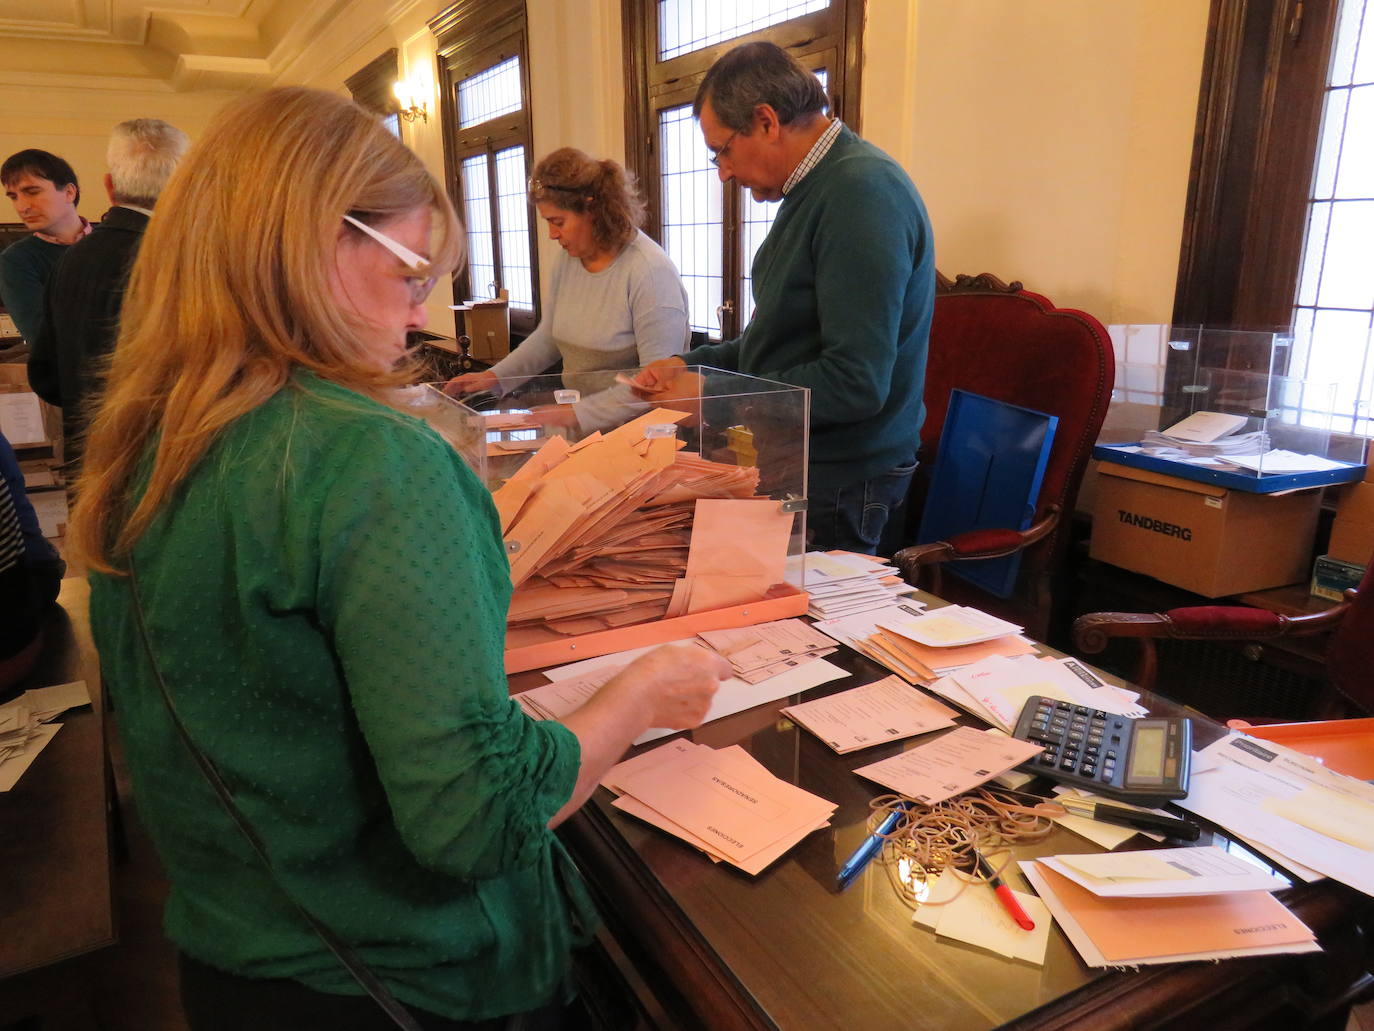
[{"xmin": 68, "ymin": 86, "xmax": 464, "ymax": 574}]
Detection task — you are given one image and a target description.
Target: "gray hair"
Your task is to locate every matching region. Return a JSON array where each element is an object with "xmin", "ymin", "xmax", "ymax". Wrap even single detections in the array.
[
  {"xmin": 106, "ymin": 118, "xmax": 190, "ymax": 207},
  {"xmin": 692, "ymin": 41, "xmax": 828, "ymax": 132}
]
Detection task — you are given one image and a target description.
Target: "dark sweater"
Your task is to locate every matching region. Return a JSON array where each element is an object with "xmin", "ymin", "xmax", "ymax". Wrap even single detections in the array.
[
  {"xmin": 29, "ymin": 206, "xmax": 149, "ymax": 466},
  {"xmin": 0, "ymin": 234, "xmax": 68, "ymax": 345},
  {"xmin": 688, "ymin": 125, "xmax": 935, "ymax": 489}
]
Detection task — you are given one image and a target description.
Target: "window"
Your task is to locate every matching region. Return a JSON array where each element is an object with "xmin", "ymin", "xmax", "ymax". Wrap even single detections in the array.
[
  {"xmin": 345, "ymin": 48, "xmax": 402, "ymax": 138},
  {"xmin": 1173, "ymin": 0, "xmax": 1374, "ymax": 436},
  {"xmin": 431, "ymin": 0, "xmax": 538, "ymax": 335},
  {"xmin": 624, "ymin": 0, "xmax": 863, "ymax": 341},
  {"xmin": 1293, "ymin": 0, "xmax": 1374, "ymax": 435}
]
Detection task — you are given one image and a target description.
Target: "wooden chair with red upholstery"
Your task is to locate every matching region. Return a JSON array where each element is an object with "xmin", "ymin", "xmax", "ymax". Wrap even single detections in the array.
[
  {"xmin": 891, "ymin": 273, "xmax": 1115, "ymax": 646},
  {"xmin": 1072, "ymin": 560, "xmax": 1374, "ymax": 717}
]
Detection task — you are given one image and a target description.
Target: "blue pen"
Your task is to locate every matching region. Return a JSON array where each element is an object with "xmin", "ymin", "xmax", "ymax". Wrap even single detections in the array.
[{"xmin": 836, "ymin": 804, "xmax": 908, "ymax": 888}]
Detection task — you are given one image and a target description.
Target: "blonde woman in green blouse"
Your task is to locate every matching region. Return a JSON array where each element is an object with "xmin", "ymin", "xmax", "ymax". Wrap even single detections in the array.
[{"xmin": 68, "ymin": 87, "xmax": 725, "ymax": 1031}]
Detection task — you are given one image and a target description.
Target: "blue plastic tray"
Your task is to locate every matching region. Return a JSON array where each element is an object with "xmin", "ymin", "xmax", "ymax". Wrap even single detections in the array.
[
  {"xmin": 918, "ymin": 390, "xmax": 1058, "ymax": 598},
  {"xmin": 1094, "ymin": 444, "xmax": 1365, "ymax": 494}
]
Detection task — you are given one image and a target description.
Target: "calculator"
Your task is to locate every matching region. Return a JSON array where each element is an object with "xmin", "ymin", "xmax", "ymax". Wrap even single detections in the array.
[{"xmin": 1012, "ymin": 696, "xmax": 1192, "ymax": 805}]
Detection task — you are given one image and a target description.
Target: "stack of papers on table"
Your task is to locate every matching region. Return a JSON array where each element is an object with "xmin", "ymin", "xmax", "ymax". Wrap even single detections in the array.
[
  {"xmin": 858, "ymin": 605, "xmax": 1035, "ymax": 683},
  {"xmin": 0, "ymin": 681, "xmax": 90, "ymax": 791},
  {"xmin": 696, "ymin": 618, "xmax": 836, "ymax": 684},
  {"xmin": 781, "ymin": 675, "xmax": 958, "ymax": 753},
  {"xmin": 513, "ymin": 638, "xmax": 849, "ymax": 746},
  {"xmin": 784, "ymin": 550, "xmax": 921, "ymax": 619},
  {"xmin": 1177, "ymin": 734, "xmax": 1374, "ymax": 897},
  {"xmin": 1020, "ymin": 847, "xmax": 1317, "ymax": 967},
  {"xmin": 602, "ymin": 738, "xmax": 835, "ymax": 874},
  {"xmin": 853, "ymin": 725, "xmax": 1044, "ymax": 805},
  {"xmin": 925, "ymin": 654, "xmax": 1146, "ymax": 733},
  {"xmin": 1139, "ymin": 411, "xmax": 1270, "ymax": 463}
]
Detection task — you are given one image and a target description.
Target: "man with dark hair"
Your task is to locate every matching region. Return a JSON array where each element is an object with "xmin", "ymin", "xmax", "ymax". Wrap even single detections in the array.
[
  {"xmin": 0, "ymin": 149, "xmax": 89, "ymax": 345},
  {"xmin": 29, "ymin": 119, "xmax": 189, "ymax": 467},
  {"xmin": 633, "ymin": 41, "xmax": 935, "ymax": 554}
]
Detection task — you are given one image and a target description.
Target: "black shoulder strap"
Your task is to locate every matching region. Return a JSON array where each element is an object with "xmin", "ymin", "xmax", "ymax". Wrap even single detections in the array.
[{"xmin": 126, "ymin": 561, "xmax": 423, "ymax": 1031}]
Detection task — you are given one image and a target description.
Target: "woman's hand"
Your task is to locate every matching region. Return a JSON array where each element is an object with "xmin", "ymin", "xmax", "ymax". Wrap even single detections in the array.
[
  {"xmin": 600, "ymin": 644, "xmax": 730, "ymax": 732},
  {"xmin": 444, "ymin": 369, "xmax": 499, "ymax": 396},
  {"xmin": 629, "ymin": 356, "xmax": 687, "ymax": 397},
  {"xmin": 528, "ymin": 404, "xmax": 579, "ymax": 429}
]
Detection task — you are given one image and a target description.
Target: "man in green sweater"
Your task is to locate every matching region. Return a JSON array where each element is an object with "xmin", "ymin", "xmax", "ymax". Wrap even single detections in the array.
[
  {"xmin": 1, "ymin": 149, "xmax": 89, "ymax": 345},
  {"xmin": 634, "ymin": 41, "xmax": 935, "ymax": 555}
]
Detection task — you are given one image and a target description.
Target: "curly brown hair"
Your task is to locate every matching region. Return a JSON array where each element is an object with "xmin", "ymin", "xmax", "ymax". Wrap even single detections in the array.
[{"xmin": 528, "ymin": 147, "xmax": 645, "ymax": 253}]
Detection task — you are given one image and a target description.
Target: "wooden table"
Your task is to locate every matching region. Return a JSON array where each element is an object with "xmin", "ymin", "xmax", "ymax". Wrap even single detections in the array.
[
  {"xmin": 542, "ymin": 602, "xmax": 1374, "ymax": 1030},
  {"xmin": 0, "ymin": 578, "xmax": 114, "ymax": 979}
]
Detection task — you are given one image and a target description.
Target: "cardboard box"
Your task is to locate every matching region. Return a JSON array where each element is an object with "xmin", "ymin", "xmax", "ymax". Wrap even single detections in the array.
[
  {"xmin": 1090, "ymin": 461, "xmax": 1321, "ymax": 597},
  {"xmin": 1328, "ymin": 480, "xmax": 1374, "ymax": 566},
  {"xmin": 1311, "ymin": 554, "xmax": 1364, "ymax": 601},
  {"xmin": 0, "ymin": 362, "xmax": 61, "ymax": 449},
  {"xmin": 454, "ymin": 293, "xmax": 510, "ymax": 362}
]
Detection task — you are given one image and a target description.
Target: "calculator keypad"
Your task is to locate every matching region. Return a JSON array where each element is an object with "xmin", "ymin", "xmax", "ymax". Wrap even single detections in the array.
[{"xmin": 1025, "ymin": 700, "xmax": 1128, "ymax": 786}]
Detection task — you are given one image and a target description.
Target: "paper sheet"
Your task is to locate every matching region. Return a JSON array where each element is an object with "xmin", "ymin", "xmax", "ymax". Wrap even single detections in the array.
[
  {"xmin": 911, "ymin": 872, "xmax": 1051, "ymax": 964},
  {"xmin": 1043, "ymin": 846, "xmax": 1289, "ymax": 897},
  {"xmin": 0, "ymin": 723, "xmax": 62, "ymax": 792},
  {"xmin": 520, "ymin": 639, "xmax": 851, "ymax": 745},
  {"xmin": 781, "ymin": 676, "xmax": 957, "ymax": 753},
  {"xmin": 613, "ymin": 742, "xmax": 835, "ymax": 866},
  {"xmin": 1177, "ymin": 735, "xmax": 1374, "ymax": 897},
  {"xmin": 852, "ymin": 726, "xmax": 1044, "ymax": 805}
]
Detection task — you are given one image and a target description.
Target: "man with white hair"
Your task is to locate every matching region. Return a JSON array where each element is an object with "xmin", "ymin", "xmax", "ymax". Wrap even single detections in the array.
[{"xmin": 29, "ymin": 118, "xmax": 189, "ymax": 467}]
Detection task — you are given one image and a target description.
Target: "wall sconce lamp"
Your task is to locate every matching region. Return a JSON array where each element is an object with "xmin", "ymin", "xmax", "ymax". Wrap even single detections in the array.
[{"xmin": 393, "ymin": 79, "xmax": 429, "ymax": 123}]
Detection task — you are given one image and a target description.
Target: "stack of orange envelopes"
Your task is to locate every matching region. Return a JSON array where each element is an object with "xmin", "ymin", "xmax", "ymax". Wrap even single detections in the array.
[
  {"xmin": 602, "ymin": 738, "xmax": 836, "ymax": 874},
  {"xmin": 497, "ymin": 408, "xmax": 796, "ymax": 645}
]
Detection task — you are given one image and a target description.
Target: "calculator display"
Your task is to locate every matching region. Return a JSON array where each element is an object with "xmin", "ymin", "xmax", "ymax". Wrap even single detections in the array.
[{"xmin": 1129, "ymin": 725, "xmax": 1166, "ymax": 780}]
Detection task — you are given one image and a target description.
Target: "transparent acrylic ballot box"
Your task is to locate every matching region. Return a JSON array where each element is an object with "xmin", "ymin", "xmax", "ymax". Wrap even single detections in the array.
[
  {"xmin": 412, "ymin": 366, "xmax": 811, "ymax": 672},
  {"xmin": 1095, "ymin": 366, "xmax": 1366, "ymax": 492}
]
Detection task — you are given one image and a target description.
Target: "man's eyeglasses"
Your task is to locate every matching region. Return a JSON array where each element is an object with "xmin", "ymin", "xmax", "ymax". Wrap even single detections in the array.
[
  {"xmin": 708, "ymin": 129, "xmax": 742, "ymax": 168},
  {"xmin": 342, "ymin": 214, "xmax": 437, "ymax": 304}
]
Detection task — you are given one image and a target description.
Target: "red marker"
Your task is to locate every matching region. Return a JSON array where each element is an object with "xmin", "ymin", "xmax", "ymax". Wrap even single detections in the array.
[{"xmin": 976, "ymin": 852, "xmax": 1035, "ymax": 931}]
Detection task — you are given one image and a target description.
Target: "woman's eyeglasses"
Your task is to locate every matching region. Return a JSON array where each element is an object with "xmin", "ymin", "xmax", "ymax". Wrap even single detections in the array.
[{"xmin": 342, "ymin": 214, "xmax": 437, "ymax": 304}]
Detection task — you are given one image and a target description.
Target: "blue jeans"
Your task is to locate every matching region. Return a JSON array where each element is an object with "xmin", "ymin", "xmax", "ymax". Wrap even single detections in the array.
[{"xmin": 807, "ymin": 459, "xmax": 917, "ymax": 555}]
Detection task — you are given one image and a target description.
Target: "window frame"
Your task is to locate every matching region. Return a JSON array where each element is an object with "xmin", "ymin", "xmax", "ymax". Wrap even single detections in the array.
[
  {"xmin": 1173, "ymin": 0, "xmax": 1340, "ymax": 334},
  {"xmin": 622, "ymin": 0, "xmax": 864, "ymax": 341},
  {"xmin": 431, "ymin": 0, "xmax": 540, "ymax": 336}
]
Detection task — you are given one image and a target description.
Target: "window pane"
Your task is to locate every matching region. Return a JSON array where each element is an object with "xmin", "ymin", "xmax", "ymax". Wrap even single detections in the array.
[
  {"xmin": 462, "ymin": 155, "xmax": 496, "ymax": 301},
  {"xmin": 658, "ymin": 0, "xmax": 829, "ymax": 61},
  {"xmin": 739, "ymin": 69, "xmax": 827, "ymax": 325},
  {"xmin": 458, "ymin": 56, "xmax": 522, "ymax": 128},
  {"xmin": 1315, "ymin": 200, "xmax": 1374, "ymax": 309},
  {"xmin": 495, "ymin": 146, "xmax": 534, "ymax": 312},
  {"xmin": 1334, "ymin": 84, "xmax": 1374, "ymax": 198},
  {"xmin": 1311, "ymin": 87, "xmax": 1349, "ymax": 199},
  {"xmin": 1296, "ymin": 201, "xmax": 1330, "ymax": 307},
  {"xmin": 1353, "ymin": 0, "xmax": 1374, "ymax": 84},
  {"xmin": 1330, "ymin": 0, "xmax": 1366, "ymax": 86},
  {"xmin": 382, "ymin": 113, "xmax": 401, "ymax": 139},
  {"xmin": 659, "ymin": 104, "xmax": 722, "ymax": 335}
]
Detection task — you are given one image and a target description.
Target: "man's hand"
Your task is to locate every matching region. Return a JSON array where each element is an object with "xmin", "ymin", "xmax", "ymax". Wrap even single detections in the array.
[{"xmin": 444, "ymin": 369, "xmax": 499, "ymax": 396}]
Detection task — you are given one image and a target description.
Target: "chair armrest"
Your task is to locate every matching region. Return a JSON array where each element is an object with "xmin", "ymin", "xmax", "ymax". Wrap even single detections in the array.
[
  {"xmin": 1073, "ymin": 600, "xmax": 1351, "ymax": 692},
  {"xmin": 893, "ymin": 507, "xmax": 1060, "ymax": 588}
]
